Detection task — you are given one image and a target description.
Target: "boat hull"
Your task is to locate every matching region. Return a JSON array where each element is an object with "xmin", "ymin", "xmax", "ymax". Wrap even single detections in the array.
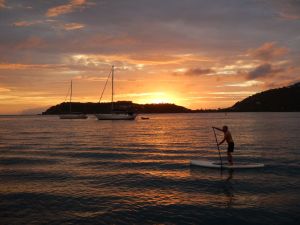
[
  {"xmin": 59, "ymin": 114, "xmax": 88, "ymax": 119},
  {"xmin": 95, "ymin": 113, "xmax": 137, "ymax": 120}
]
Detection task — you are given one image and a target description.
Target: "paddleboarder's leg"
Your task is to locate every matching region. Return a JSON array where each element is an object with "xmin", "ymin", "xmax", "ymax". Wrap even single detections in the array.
[
  {"xmin": 227, "ymin": 152, "xmax": 233, "ymax": 165},
  {"xmin": 227, "ymin": 142, "xmax": 234, "ymax": 165}
]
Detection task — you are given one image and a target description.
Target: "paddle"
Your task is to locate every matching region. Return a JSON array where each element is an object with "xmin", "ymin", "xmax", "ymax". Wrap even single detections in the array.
[{"xmin": 212, "ymin": 127, "xmax": 223, "ymax": 169}]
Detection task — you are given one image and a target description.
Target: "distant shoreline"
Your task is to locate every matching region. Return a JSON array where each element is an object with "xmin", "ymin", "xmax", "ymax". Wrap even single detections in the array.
[
  {"xmin": 3, "ymin": 82, "xmax": 299, "ymax": 116},
  {"xmin": 2, "ymin": 111, "xmax": 300, "ymax": 117},
  {"xmin": 42, "ymin": 82, "xmax": 300, "ymax": 114}
]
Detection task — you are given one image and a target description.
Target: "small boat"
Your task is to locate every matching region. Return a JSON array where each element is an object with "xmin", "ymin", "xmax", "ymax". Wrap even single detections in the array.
[
  {"xmin": 59, "ymin": 80, "xmax": 88, "ymax": 119},
  {"xmin": 141, "ymin": 117, "xmax": 149, "ymax": 120},
  {"xmin": 95, "ymin": 66, "xmax": 137, "ymax": 120}
]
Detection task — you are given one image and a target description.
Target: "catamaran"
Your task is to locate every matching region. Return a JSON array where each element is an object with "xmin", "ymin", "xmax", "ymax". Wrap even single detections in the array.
[
  {"xmin": 59, "ymin": 80, "xmax": 88, "ymax": 119},
  {"xmin": 95, "ymin": 66, "xmax": 137, "ymax": 120}
]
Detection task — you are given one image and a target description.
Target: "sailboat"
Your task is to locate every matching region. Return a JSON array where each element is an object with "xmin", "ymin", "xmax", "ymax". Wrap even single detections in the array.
[
  {"xmin": 59, "ymin": 80, "xmax": 88, "ymax": 119},
  {"xmin": 95, "ymin": 66, "xmax": 137, "ymax": 120}
]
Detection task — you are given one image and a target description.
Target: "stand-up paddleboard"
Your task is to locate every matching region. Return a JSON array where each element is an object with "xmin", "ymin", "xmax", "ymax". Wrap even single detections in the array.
[{"xmin": 190, "ymin": 160, "xmax": 264, "ymax": 169}]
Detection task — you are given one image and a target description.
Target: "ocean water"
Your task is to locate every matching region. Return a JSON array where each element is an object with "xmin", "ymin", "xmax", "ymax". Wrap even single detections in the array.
[{"xmin": 0, "ymin": 113, "xmax": 299, "ymax": 225}]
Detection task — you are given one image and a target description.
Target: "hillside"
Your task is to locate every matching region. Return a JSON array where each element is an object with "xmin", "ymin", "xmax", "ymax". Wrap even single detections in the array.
[{"xmin": 228, "ymin": 82, "xmax": 300, "ymax": 112}]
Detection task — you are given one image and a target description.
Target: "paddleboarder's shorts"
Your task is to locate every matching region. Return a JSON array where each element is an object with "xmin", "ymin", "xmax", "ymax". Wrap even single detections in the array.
[{"xmin": 228, "ymin": 142, "xmax": 234, "ymax": 152}]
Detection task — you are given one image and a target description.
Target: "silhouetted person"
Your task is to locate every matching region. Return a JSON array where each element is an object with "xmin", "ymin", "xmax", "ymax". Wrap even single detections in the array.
[{"xmin": 213, "ymin": 126, "xmax": 234, "ymax": 165}]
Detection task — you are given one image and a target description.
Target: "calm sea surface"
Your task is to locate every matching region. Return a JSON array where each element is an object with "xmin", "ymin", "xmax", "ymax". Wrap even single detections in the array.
[{"xmin": 0, "ymin": 113, "xmax": 299, "ymax": 225}]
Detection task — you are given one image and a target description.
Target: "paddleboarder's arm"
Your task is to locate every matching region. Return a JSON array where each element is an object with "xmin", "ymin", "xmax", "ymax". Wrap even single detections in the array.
[
  {"xmin": 218, "ymin": 138, "xmax": 225, "ymax": 146},
  {"xmin": 212, "ymin": 127, "xmax": 222, "ymax": 131}
]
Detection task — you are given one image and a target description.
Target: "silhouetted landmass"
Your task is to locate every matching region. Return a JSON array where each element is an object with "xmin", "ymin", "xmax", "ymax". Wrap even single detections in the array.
[
  {"xmin": 42, "ymin": 82, "xmax": 300, "ymax": 114},
  {"xmin": 134, "ymin": 103, "xmax": 192, "ymax": 113},
  {"xmin": 42, "ymin": 101, "xmax": 192, "ymax": 114},
  {"xmin": 227, "ymin": 82, "xmax": 300, "ymax": 112}
]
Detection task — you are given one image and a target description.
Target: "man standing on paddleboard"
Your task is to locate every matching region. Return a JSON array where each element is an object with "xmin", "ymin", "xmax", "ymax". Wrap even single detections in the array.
[{"xmin": 213, "ymin": 126, "xmax": 234, "ymax": 165}]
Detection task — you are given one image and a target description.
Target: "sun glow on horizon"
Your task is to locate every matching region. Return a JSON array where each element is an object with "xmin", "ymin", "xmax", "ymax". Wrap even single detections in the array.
[
  {"xmin": 132, "ymin": 92, "xmax": 181, "ymax": 105},
  {"xmin": 148, "ymin": 97, "xmax": 175, "ymax": 104}
]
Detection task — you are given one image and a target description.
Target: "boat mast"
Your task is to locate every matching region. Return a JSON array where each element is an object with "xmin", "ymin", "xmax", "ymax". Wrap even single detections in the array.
[
  {"xmin": 111, "ymin": 65, "xmax": 114, "ymax": 112},
  {"xmin": 70, "ymin": 80, "xmax": 72, "ymax": 113}
]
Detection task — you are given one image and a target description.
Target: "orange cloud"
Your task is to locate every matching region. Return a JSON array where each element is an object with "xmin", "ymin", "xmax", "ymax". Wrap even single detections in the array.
[
  {"xmin": 46, "ymin": 0, "xmax": 88, "ymax": 17},
  {"xmin": 209, "ymin": 91, "xmax": 256, "ymax": 96},
  {"xmin": 224, "ymin": 80, "xmax": 263, "ymax": 87},
  {"xmin": 0, "ymin": 63, "xmax": 66, "ymax": 70},
  {"xmin": 13, "ymin": 20, "xmax": 42, "ymax": 27},
  {"xmin": 279, "ymin": 12, "xmax": 300, "ymax": 21},
  {"xmin": 129, "ymin": 54, "xmax": 179, "ymax": 63},
  {"xmin": 69, "ymin": 53, "xmax": 211, "ymax": 68},
  {"xmin": 13, "ymin": 20, "xmax": 86, "ymax": 31},
  {"xmin": 63, "ymin": 22, "xmax": 85, "ymax": 30},
  {"xmin": 0, "ymin": 0, "xmax": 5, "ymax": 8},
  {"xmin": 247, "ymin": 42, "xmax": 288, "ymax": 61},
  {"xmin": 0, "ymin": 87, "xmax": 10, "ymax": 92},
  {"xmin": 69, "ymin": 54, "xmax": 179, "ymax": 67}
]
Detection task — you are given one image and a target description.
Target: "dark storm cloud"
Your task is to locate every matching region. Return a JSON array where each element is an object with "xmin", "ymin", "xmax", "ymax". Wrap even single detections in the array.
[
  {"xmin": 247, "ymin": 42, "xmax": 288, "ymax": 61},
  {"xmin": 247, "ymin": 63, "xmax": 284, "ymax": 79},
  {"xmin": 184, "ymin": 68, "xmax": 213, "ymax": 76}
]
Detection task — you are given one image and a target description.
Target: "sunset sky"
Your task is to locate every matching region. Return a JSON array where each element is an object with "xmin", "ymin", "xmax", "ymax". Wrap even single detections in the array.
[{"xmin": 0, "ymin": 0, "xmax": 299, "ymax": 114}]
